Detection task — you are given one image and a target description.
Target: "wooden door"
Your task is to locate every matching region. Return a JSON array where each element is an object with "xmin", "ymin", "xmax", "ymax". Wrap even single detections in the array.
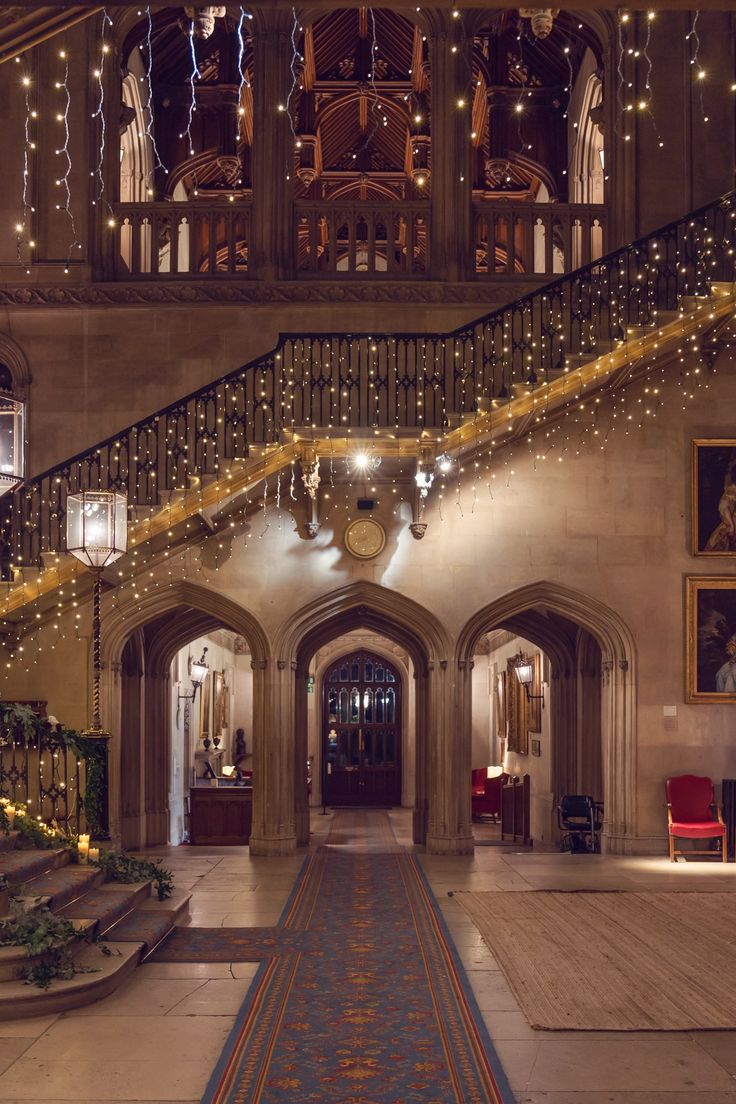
[{"xmin": 323, "ymin": 651, "xmax": 401, "ymax": 806}]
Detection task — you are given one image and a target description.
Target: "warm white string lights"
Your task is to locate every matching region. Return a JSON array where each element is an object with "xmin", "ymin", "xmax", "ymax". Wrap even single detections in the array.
[
  {"xmin": 54, "ymin": 50, "xmax": 81, "ymax": 271},
  {"xmin": 15, "ymin": 65, "xmax": 35, "ymax": 272},
  {"xmin": 144, "ymin": 5, "xmax": 167, "ymax": 184},
  {"xmin": 91, "ymin": 10, "xmax": 113, "ymax": 209}
]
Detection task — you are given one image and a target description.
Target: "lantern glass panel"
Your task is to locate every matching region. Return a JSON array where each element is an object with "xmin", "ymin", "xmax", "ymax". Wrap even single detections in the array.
[
  {"xmin": 190, "ymin": 660, "xmax": 209, "ymax": 685},
  {"xmin": 0, "ymin": 397, "xmax": 25, "ymax": 493},
  {"xmin": 66, "ymin": 490, "xmax": 128, "ymax": 569},
  {"xmin": 514, "ymin": 658, "xmax": 533, "ymax": 687}
]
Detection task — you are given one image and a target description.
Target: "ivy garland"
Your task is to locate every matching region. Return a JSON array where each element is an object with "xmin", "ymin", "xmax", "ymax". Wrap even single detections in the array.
[{"xmin": 0, "ymin": 703, "xmax": 107, "ymax": 836}]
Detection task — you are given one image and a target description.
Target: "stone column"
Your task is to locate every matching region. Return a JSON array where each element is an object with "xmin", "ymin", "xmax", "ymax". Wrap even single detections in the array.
[
  {"xmin": 293, "ymin": 665, "xmax": 310, "ymax": 846},
  {"xmin": 249, "ymin": 659, "xmax": 297, "ymax": 856},
  {"xmin": 425, "ymin": 659, "xmax": 475, "ymax": 855},
  {"xmin": 144, "ymin": 670, "xmax": 170, "ymax": 846},
  {"xmin": 423, "ymin": 9, "xmax": 474, "ymax": 282},
  {"xmin": 249, "ymin": 7, "xmax": 295, "ymax": 281},
  {"xmin": 412, "ymin": 669, "xmax": 429, "ymax": 844}
]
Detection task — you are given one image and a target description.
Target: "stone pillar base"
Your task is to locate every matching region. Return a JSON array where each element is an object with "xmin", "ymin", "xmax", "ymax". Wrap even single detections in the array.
[
  {"xmin": 603, "ymin": 831, "xmax": 665, "ymax": 856},
  {"xmin": 248, "ymin": 833, "xmax": 297, "ymax": 857},
  {"xmin": 425, "ymin": 833, "xmax": 475, "ymax": 856},
  {"xmin": 295, "ymin": 809, "xmax": 310, "ymax": 847},
  {"xmin": 412, "ymin": 806, "xmax": 428, "ymax": 845}
]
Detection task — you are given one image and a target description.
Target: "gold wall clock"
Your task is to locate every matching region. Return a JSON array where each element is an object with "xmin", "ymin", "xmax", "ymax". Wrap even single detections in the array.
[{"xmin": 344, "ymin": 518, "xmax": 386, "ymax": 559}]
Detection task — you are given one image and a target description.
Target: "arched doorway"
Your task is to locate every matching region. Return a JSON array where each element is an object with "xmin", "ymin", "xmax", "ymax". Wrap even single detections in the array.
[
  {"xmin": 102, "ymin": 582, "xmax": 270, "ymax": 850},
  {"xmin": 323, "ymin": 650, "xmax": 402, "ymax": 806},
  {"xmin": 458, "ymin": 581, "xmax": 637, "ymax": 854}
]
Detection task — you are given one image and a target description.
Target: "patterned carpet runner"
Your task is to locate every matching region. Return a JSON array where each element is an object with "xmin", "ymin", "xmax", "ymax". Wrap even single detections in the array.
[{"xmin": 184, "ymin": 810, "xmax": 512, "ymax": 1104}]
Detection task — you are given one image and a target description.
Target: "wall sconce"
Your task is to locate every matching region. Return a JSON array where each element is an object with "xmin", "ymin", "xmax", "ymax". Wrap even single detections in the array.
[
  {"xmin": 179, "ymin": 648, "xmax": 209, "ymax": 706},
  {"xmin": 513, "ymin": 650, "xmax": 544, "ymax": 702}
]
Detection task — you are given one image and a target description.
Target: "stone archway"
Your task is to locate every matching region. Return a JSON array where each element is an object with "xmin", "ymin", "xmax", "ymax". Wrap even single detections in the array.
[
  {"xmin": 457, "ymin": 581, "xmax": 637, "ymax": 854},
  {"xmin": 102, "ymin": 582, "xmax": 270, "ymax": 848},
  {"xmin": 273, "ymin": 582, "xmax": 465, "ymax": 853}
]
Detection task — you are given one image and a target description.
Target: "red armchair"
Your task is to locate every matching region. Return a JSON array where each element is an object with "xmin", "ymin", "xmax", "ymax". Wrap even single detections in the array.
[
  {"xmin": 472, "ymin": 770, "xmax": 506, "ymax": 822},
  {"xmin": 665, "ymin": 774, "xmax": 727, "ymax": 863}
]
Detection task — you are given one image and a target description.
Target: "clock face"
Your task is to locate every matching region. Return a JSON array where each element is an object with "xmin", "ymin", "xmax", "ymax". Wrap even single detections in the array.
[{"xmin": 344, "ymin": 518, "xmax": 386, "ymax": 559}]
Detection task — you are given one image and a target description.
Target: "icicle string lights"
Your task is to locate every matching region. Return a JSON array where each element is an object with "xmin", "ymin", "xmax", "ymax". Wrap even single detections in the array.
[
  {"xmin": 16, "ymin": 66, "xmax": 35, "ymax": 270},
  {"xmin": 185, "ymin": 21, "xmax": 201, "ymax": 157},
  {"xmin": 235, "ymin": 7, "xmax": 252, "ymax": 140},
  {"xmin": 55, "ymin": 51, "xmax": 81, "ymax": 270},
  {"xmin": 91, "ymin": 10, "xmax": 113, "ymax": 207},
  {"xmin": 144, "ymin": 5, "xmax": 167, "ymax": 180}
]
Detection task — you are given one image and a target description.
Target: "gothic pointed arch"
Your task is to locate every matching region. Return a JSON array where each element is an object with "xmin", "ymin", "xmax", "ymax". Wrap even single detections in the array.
[
  {"xmin": 0, "ymin": 332, "xmax": 32, "ymax": 399},
  {"xmin": 457, "ymin": 580, "xmax": 637, "ymax": 853},
  {"xmin": 102, "ymin": 579, "xmax": 270, "ymax": 669},
  {"xmin": 275, "ymin": 580, "xmax": 450, "ymax": 671}
]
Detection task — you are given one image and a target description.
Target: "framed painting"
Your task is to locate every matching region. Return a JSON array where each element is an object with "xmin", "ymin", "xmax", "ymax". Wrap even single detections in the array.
[
  {"xmin": 531, "ymin": 738, "xmax": 541, "ymax": 757},
  {"xmin": 213, "ymin": 671, "xmax": 225, "ymax": 738},
  {"xmin": 494, "ymin": 671, "xmax": 506, "ymax": 734},
  {"xmin": 692, "ymin": 440, "xmax": 736, "ymax": 555},
  {"xmin": 686, "ymin": 576, "xmax": 736, "ymax": 702},
  {"xmin": 527, "ymin": 653, "xmax": 543, "ymax": 733},
  {"xmin": 200, "ymin": 671, "xmax": 212, "ymax": 737}
]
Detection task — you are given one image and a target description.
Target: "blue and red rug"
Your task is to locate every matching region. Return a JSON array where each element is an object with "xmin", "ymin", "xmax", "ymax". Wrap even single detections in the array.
[{"xmin": 189, "ymin": 810, "xmax": 512, "ymax": 1103}]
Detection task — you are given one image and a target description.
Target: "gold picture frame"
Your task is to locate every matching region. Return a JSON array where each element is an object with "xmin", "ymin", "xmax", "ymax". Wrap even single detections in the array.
[
  {"xmin": 686, "ymin": 575, "xmax": 736, "ymax": 702},
  {"xmin": 527, "ymin": 653, "xmax": 543, "ymax": 733},
  {"xmin": 692, "ymin": 439, "xmax": 736, "ymax": 556}
]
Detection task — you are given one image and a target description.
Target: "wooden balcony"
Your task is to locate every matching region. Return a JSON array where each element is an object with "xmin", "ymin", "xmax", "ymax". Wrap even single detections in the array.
[
  {"xmin": 473, "ymin": 201, "xmax": 608, "ymax": 277},
  {"xmin": 110, "ymin": 198, "xmax": 607, "ymax": 281},
  {"xmin": 294, "ymin": 201, "xmax": 430, "ymax": 276}
]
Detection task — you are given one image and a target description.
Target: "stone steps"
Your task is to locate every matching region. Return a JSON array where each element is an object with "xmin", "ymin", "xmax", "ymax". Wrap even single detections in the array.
[{"xmin": 0, "ymin": 842, "xmax": 191, "ymax": 1018}]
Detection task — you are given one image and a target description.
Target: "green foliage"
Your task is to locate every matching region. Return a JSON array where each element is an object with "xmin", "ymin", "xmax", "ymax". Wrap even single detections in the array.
[
  {"xmin": 13, "ymin": 811, "xmax": 62, "ymax": 850},
  {"xmin": 0, "ymin": 703, "xmax": 108, "ymax": 837},
  {"xmin": 93, "ymin": 849, "xmax": 174, "ymax": 901},
  {"xmin": 0, "ymin": 806, "xmax": 8, "ymax": 835},
  {"xmin": 0, "ymin": 902, "xmax": 88, "ymax": 990}
]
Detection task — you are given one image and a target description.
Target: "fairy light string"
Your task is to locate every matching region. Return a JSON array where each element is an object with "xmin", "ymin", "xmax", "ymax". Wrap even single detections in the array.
[{"xmin": 55, "ymin": 49, "xmax": 81, "ymax": 271}]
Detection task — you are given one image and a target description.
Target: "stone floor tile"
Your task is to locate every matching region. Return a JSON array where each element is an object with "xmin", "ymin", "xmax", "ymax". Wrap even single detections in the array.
[
  {"xmin": 0, "ymin": 1016, "xmax": 60, "ymax": 1039},
  {"xmin": 62, "ymin": 977, "xmax": 208, "ymax": 1017},
  {"xmin": 139, "ymin": 962, "xmax": 236, "ymax": 980},
  {"xmin": 166, "ymin": 978, "xmax": 251, "ymax": 1016},
  {"xmin": 0, "ymin": 1040, "xmax": 36, "ymax": 1075},
  {"xmin": 0, "ymin": 1058, "xmax": 214, "ymax": 1100},
  {"xmin": 516, "ymin": 1094, "xmax": 736, "ymax": 1103},
  {"xmin": 692, "ymin": 1033, "xmax": 736, "ymax": 1076},
  {"xmin": 527, "ymin": 1039, "xmax": 736, "ymax": 1092},
  {"xmin": 22, "ymin": 1016, "xmax": 233, "ymax": 1062}
]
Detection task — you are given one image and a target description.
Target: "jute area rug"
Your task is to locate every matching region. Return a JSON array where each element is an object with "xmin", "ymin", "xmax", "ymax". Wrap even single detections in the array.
[{"xmin": 457, "ymin": 890, "xmax": 736, "ymax": 1031}]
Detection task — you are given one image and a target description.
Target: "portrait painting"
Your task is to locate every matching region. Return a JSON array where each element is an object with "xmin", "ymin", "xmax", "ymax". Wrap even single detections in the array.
[
  {"xmin": 213, "ymin": 671, "xmax": 225, "ymax": 737},
  {"xmin": 686, "ymin": 576, "xmax": 736, "ymax": 702},
  {"xmin": 692, "ymin": 440, "xmax": 736, "ymax": 555},
  {"xmin": 200, "ymin": 670, "xmax": 211, "ymax": 737}
]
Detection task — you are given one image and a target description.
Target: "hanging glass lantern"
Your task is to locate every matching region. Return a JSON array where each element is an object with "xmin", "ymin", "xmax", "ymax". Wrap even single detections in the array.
[
  {"xmin": 0, "ymin": 396, "xmax": 25, "ymax": 495},
  {"xmin": 66, "ymin": 490, "xmax": 128, "ymax": 569}
]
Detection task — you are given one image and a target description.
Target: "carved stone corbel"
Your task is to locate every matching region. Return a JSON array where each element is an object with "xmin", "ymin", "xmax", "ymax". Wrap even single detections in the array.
[{"xmin": 300, "ymin": 447, "xmax": 320, "ymax": 539}]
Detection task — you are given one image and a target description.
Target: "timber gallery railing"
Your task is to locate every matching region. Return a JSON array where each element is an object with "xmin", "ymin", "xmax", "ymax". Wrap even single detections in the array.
[
  {"xmin": 111, "ymin": 197, "xmax": 608, "ymax": 280},
  {"xmin": 4, "ymin": 190, "xmax": 736, "ymax": 571}
]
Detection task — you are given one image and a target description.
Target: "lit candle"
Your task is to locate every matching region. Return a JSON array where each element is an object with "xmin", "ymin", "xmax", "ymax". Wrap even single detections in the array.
[
  {"xmin": 5, "ymin": 806, "xmax": 15, "ymax": 827},
  {"xmin": 88, "ymin": 847, "xmax": 100, "ymax": 864},
  {"xmin": 77, "ymin": 833, "xmax": 90, "ymax": 863}
]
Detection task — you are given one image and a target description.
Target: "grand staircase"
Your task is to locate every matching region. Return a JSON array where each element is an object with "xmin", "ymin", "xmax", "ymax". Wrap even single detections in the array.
[
  {"xmin": 1, "ymin": 189, "xmax": 735, "ymax": 623},
  {"xmin": 0, "ymin": 832, "xmax": 190, "ymax": 1018}
]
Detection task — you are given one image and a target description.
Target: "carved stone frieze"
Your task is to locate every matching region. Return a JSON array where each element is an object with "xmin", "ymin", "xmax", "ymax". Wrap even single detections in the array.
[{"xmin": 0, "ymin": 280, "xmax": 538, "ymax": 309}]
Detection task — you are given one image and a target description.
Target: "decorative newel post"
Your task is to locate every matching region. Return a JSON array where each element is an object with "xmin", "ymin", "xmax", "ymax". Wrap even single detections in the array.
[{"xmin": 66, "ymin": 490, "xmax": 128, "ymax": 837}]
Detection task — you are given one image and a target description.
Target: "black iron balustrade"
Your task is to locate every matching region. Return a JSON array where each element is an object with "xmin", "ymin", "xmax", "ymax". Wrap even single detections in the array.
[
  {"xmin": 4, "ymin": 190, "xmax": 736, "ymax": 569},
  {"xmin": 0, "ymin": 721, "xmax": 85, "ymax": 835}
]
